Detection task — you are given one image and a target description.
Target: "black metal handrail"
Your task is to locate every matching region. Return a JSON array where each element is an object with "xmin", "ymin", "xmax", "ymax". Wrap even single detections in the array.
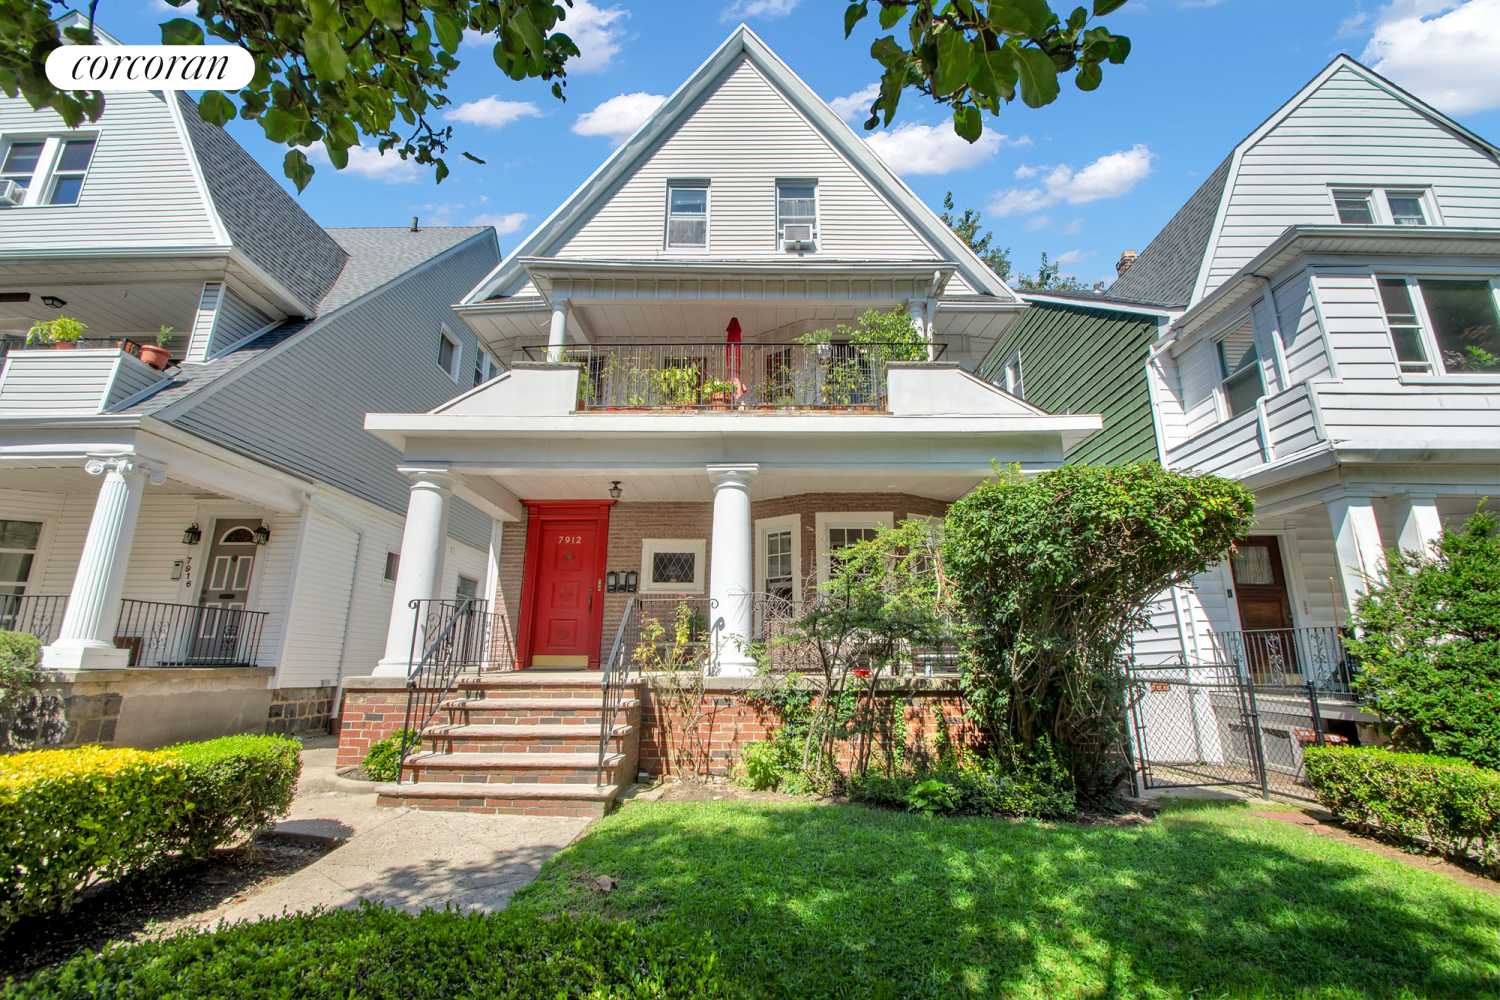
[
  {"xmin": 521, "ymin": 341, "xmax": 945, "ymax": 412},
  {"xmin": 114, "ymin": 599, "xmax": 266, "ymax": 667},
  {"xmin": 1, "ymin": 336, "xmax": 144, "ymax": 358},
  {"xmin": 1207, "ymin": 626, "xmax": 1357, "ymax": 694},
  {"xmin": 597, "ymin": 596, "xmax": 640, "ymax": 786},
  {"xmin": 0, "ymin": 594, "xmax": 68, "ymax": 644}
]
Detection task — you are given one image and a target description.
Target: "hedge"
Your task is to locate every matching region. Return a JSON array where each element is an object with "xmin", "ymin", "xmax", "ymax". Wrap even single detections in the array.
[
  {"xmin": 1304, "ymin": 745, "xmax": 1499, "ymax": 875},
  {"xmin": 0, "ymin": 736, "xmax": 301, "ymax": 927},
  {"xmin": 4, "ymin": 904, "xmax": 723, "ymax": 999}
]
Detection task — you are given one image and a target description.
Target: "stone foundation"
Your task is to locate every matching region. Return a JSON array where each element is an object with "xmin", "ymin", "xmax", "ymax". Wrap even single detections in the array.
[
  {"xmin": 35, "ymin": 667, "xmax": 275, "ymax": 749},
  {"xmin": 267, "ymin": 685, "xmax": 337, "ymax": 736}
]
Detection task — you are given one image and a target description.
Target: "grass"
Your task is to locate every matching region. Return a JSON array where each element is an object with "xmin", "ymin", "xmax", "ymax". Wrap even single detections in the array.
[{"xmin": 508, "ymin": 798, "xmax": 1500, "ymax": 1000}]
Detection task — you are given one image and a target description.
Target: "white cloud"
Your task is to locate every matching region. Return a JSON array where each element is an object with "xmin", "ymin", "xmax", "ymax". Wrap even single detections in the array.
[
  {"xmin": 987, "ymin": 144, "xmax": 1155, "ymax": 216},
  {"xmin": 572, "ymin": 92, "xmax": 667, "ymax": 145},
  {"xmin": 1013, "ymin": 164, "xmax": 1040, "ymax": 179},
  {"xmin": 1361, "ymin": 0, "xmax": 1500, "ymax": 115},
  {"xmin": 442, "ymin": 97, "xmax": 543, "ymax": 129},
  {"xmin": 470, "ymin": 212, "xmax": 530, "ymax": 234},
  {"xmin": 1062, "ymin": 218, "xmax": 1084, "ymax": 235},
  {"xmin": 464, "ymin": 1, "xmax": 629, "ymax": 73},
  {"xmin": 864, "ymin": 122, "xmax": 1020, "ymax": 175},
  {"xmin": 309, "ymin": 144, "xmax": 418, "ymax": 183},
  {"xmin": 1055, "ymin": 249, "xmax": 1096, "ymax": 266},
  {"xmin": 829, "ymin": 83, "xmax": 880, "ymax": 123},
  {"xmin": 1024, "ymin": 215, "xmax": 1051, "ymax": 232},
  {"xmin": 721, "ymin": 0, "xmax": 801, "ymax": 22}
]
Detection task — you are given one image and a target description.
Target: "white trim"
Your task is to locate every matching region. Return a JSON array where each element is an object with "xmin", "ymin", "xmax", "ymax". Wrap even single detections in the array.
[
  {"xmin": 0, "ymin": 505, "xmax": 57, "ymax": 597},
  {"xmin": 663, "ymin": 179, "xmax": 711, "ymax": 253},
  {"xmin": 639, "ymin": 537, "xmax": 706, "ymax": 594},
  {"xmin": 775, "ymin": 177, "xmax": 819, "ymax": 252},
  {"xmin": 753, "ymin": 513, "xmax": 801, "ymax": 604},
  {"xmin": 813, "ymin": 510, "xmax": 893, "ymax": 585}
]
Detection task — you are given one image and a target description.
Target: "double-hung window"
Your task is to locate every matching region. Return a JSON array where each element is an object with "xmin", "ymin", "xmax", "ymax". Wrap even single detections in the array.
[
  {"xmin": 1333, "ymin": 190, "xmax": 1375, "ymax": 225},
  {"xmin": 0, "ymin": 136, "xmax": 96, "ymax": 206},
  {"xmin": 1386, "ymin": 192, "xmax": 1427, "ymax": 226},
  {"xmin": 776, "ymin": 180, "xmax": 817, "ymax": 248},
  {"xmin": 1216, "ymin": 320, "xmax": 1264, "ymax": 418},
  {"xmin": 1331, "ymin": 187, "xmax": 1432, "ymax": 226},
  {"xmin": 665, "ymin": 182, "xmax": 708, "ymax": 250},
  {"xmin": 472, "ymin": 349, "xmax": 499, "ymax": 388},
  {"xmin": 1378, "ymin": 276, "xmax": 1500, "ymax": 375},
  {"xmin": 437, "ymin": 326, "xmax": 461, "ymax": 381}
]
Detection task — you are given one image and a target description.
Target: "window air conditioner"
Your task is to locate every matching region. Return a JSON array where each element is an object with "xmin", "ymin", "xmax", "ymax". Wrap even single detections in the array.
[
  {"xmin": 783, "ymin": 224, "xmax": 813, "ymax": 249},
  {"xmin": 0, "ymin": 181, "xmax": 23, "ymax": 207}
]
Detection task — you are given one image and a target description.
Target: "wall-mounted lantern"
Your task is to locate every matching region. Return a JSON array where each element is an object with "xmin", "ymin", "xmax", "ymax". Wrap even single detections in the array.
[
  {"xmin": 182, "ymin": 523, "xmax": 201, "ymax": 545},
  {"xmin": 252, "ymin": 523, "xmax": 271, "ymax": 545}
]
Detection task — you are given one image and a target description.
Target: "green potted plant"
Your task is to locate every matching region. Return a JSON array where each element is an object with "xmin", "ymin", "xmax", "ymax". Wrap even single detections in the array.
[
  {"xmin": 26, "ymin": 316, "xmax": 86, "ymax": 350},
  {"xmin": 702, "ymin": 377, "xmax": 734, "ymax": 410},
  {"xmin": 654, "ymin": 366, "xmax": 700, "ymax": 409},
  {"xmin": 140, "ymin": 325, "xmax": 172, "ymax": 370}
]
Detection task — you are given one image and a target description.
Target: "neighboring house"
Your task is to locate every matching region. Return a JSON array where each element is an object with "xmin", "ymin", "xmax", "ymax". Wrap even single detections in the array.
[
  {"xmin": 0, "ymin": 18, "xmax": 501, "ymax": 746},
  {"xmin": 988, "ymin": 55, "xmax": 1500, "ymax": 680}
]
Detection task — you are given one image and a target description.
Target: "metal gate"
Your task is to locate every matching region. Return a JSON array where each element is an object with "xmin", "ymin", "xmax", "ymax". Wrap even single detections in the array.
[{"xmin": 1127, "ymin": 663, "xmax": 1335, "ymax": 801}]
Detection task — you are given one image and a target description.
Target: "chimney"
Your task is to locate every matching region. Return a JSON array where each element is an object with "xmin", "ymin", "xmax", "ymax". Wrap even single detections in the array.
[
  {"xmin": 411, "ymin": 216, "xmax": 420, "ymax": 233},
  {"xmin": 1116, "ymin": 250, "xmax": 1138, "ymax": 277}
]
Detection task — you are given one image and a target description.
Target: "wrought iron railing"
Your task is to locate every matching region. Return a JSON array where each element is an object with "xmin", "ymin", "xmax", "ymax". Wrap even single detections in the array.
[
  {"xmin": 1207, "ymin": 626, "xmax": 1357, "ymax": 693},
  {"xmin": 0, "ymin": 336, "xmax": 144, "ymax": 358},
  {"xmin": 521, "ymin": 341, "xmax": 944, "ymax": 411},
  {"xmin": 0, "ymin": 593, "xmax": 67, "ymax": 644},
  {"xmin": 750, "ymin": 595, "xmax": 961, "ymax": 676},
  {"xmin": 396, "ymin": 599, "xmax": 516, "ymax": 782},
  {"xmin": 113, "ymin": 599, "xmax": 267, "ymax": 668}
]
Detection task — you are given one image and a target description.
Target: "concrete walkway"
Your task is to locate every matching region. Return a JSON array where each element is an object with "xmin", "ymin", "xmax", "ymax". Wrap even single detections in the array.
[{"xmin": 219, "ymin": 739, "xmax": 591, "ymax": 922}]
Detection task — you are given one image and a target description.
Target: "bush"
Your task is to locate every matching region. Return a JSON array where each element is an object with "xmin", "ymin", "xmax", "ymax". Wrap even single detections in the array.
[
  {"xmin": 1304, "ymin": 746, "xmax": 1499, "ymax": 875},
  {"xmin": 846, "ymin": 745, "xmax": 1075, "ymax": 819},
  {"xmin": 0, "ymin": 631, "xmax": 62, "ymax": 752},
  {"xmin": 5, "ymin": 903, "xmax": 723, "ymax": 998},
  {"xmin": 362, "ymin": 729, "xmax": 417, "ymax": 782},
  {"xmin": 1347, "ymin": 509, "xmax": 1500, "ymax": 769},
  {"xmin": 0, "ymin": 737, "xmax": 301, "ymax": 927}
]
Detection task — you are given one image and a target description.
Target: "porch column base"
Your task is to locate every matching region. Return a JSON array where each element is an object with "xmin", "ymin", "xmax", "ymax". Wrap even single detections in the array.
[{"xmin": 42, "ymin": 641, "xmax": 131, "ymax": 671}]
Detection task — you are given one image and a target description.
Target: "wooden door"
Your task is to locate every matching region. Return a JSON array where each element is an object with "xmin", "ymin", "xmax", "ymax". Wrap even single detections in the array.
[
  {"xmin": 1230, "ymin": 536, "xmax": 1297, "ymax": 678},
  {"xmin": 192, "ymin": 520, "xmax": 259, "ymax": 663},
  {"xmin": 520, "ymin": 505, "xmax": 611, "ymax": 668}
]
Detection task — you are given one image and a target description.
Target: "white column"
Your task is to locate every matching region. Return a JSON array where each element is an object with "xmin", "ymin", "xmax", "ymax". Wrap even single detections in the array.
[
  {"xmin": 707, "ymin": 463, "xmax": 758, "ymax": 677},
  {"xmin": 546, "ymin": 297, "xmax": 569, "ymax": 362},
  {"xmin": 44, "ymin": 456, "xmax": 164, "ymax": 670},
  {"xmin": 1326, "ymin": 493, "xmax": 1385, "ymax": 612},
  {"xmin": 374, "ymin": 468, "xmax": 455, "ymax": 677},
  {"xmin": 1389, "ymin": 493, "xmax": 1443, "ymax": 561},
  {"xmin": 907, "ymin": 299, "xmax": 935, "ymax": 361}
]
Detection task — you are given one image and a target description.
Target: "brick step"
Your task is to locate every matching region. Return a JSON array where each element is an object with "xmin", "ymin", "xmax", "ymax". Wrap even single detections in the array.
[
  {"xmin": 376, "ymin": 780, "xmax": 621, "ymax": 818},
  {"xmin": 420, "ymin": 722, "xmax": 632, "ymax": 754},
  {"xmin": 402, "ymin": 750, "xmax": 626, "ymax": 785},
  {"xmin": 437, "ymin": 697, "xmax": 638, "ymax": 724},
  {"xmin": 452, "ymin": 672, "xmax": 639, "ymax": 698}
]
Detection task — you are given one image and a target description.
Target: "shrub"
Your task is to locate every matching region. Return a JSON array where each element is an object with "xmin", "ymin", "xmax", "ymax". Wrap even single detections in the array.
[
  {"xmin": 170, "ymin": 735, "xmax": 301, "ymax": 857},
  {"xmin": 362, "ymin": 729, "xmax": 417, "ymax": 782},
  {"xmin": 0, "ymin": 632, "xmax": 43, "ymax": 752},
  {"xmin": 1304, "ymin": 746, "xmax": 1499, "ymax": 875},
  {"xmin": 846, "ymin": 745, "xmax": 1075, "ymax": 820},
  {"xmin": 736, "ymin": 739, "xmax": 795, "ymax": 792},
  {"xmin": 5, "ymin": 903, "xmax": 723, "ymax": 998},
  {"xmin": 943, "ymin": 463, "xmax": 1254, "ymax": 800},
  {"xmin": 906, "ymin": 779, "xmax": 956, "ymax": 815},
  {"xmin": 1347, "ymin": 509, "xmax": 1500, "ymax": 769}
]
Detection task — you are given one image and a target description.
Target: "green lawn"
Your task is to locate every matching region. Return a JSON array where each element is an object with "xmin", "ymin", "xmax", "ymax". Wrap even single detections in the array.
[{"xmin": 508, "ymin": 799, "xmax": 1499, "ymax": 1000}]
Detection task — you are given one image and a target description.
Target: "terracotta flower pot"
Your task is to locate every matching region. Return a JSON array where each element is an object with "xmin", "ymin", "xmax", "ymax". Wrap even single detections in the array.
[
  {"xmin": 140, "ymin": 344, "xmax": 171, "ymax": 370},
  {"xmin": 708, "ymin": 392, "xmax": 731, "ymax": 411},
  {"xmin": 52, "ymin": 341, "xmax": 75, "ymax": 350}
]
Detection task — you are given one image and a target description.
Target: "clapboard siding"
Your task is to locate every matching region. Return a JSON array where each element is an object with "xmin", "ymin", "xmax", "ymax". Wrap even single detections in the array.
[
  {"xmin": 1316, "ymin": 381, "xmax": 1500, "ymax": 445},
  {"xmin": 103, "ymin": 353, "xmax": 167, "ymax": 410},
  {"xmin": 1205, "ymin": 66, "xmax": 1500, "ymax": 294},
  {"xmin": 211, "ymin": 288, "xmax": 272, "ymax": 354},
  {"xmin": 982, "ymin": 301, "xmax": 1160, "ymax": 465},
  {"xmin": 1178, "ymin": 339, "xmax": 1222, "ymax": 439},
  {"xmin": 1167, "ymin": 410, "xmax": 1264, "ymax": 477},
  {"xmin": 1262, "ymin": 382, "xmax": 1322, "ymax": 456},
  {"xmin": 1131, "ymin": 591, "xmax": 1188, "ymax": 665},
  {"xmin": 0, "ymin": 92, "xmax": 219, "ymax": 251},
  {"xmin": 1277, "ymin": 273, "xmax": 1334, "ymax": 384},
  {"xmin": 555, "ymin": 58, "xmax": 937, "ymax": 261},
  {"xmin": 171, "ymin": 236, "xmax": 498, "ymax": 551},
  {"xmin": 277, "ymin": 509, "xmax": 360, "ymax": 688}
]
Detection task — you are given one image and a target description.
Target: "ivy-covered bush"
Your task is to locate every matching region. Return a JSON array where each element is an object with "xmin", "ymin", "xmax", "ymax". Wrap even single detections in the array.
[
  {"xmin": 943, "ymin": 463, "xmax": 1254, "ymax": 801},
  {"xmin": 362, "ymin": 728, "xmax": 418, "ymax": 782},
  {"xmin": 1347, "ymin": 509, "xmax": 1500, "ymax": 769},
  {"xmin": 171, "ymin": 736, "xmax": 302, "ymax": 857},
  {"xmin": 1304, "ymin": 746, "xmax": 1499, "ymax": 875},
  {"xmin": 6, "ymin": 904, "xmax": 723, "ymax": 999}
]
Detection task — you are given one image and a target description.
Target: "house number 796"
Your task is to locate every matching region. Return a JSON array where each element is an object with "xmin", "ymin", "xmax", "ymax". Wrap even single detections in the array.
[{"xmin": 558, "ymin": 535, "xmax": 583, "ymax": 544}]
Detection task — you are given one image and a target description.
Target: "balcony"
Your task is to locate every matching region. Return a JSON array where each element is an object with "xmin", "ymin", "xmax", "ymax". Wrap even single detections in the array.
[
  {"xmin": 520, "ymin": 341, "xmax": 946, "ymax": 412},
  {"xmin": 2, "ymin": 595, "xmax": 267, "ymax": 668},
  {"xmin": 0, "ymin": 338, "xmax": 170, "ymax": 416}
]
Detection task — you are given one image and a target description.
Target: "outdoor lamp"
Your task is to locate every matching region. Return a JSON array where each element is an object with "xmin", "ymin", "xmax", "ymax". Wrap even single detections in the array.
[
  {"xmin": 40, "ymin": 295, "xmax": 66, "ymax": 309},
  {"xmin": 607, "ymin": 571, "xmax": 619, "ymax": 593},
  {"xmin": 252, "ymin": 523, "xmax": 271, "ymax": 545},
  {"xmin": 182, "ymin": 523, "xmax": 201, "ymax": 545},
  {"xmin": 608, "ymin": 480, "xmax": 623, "ymax": 499}
]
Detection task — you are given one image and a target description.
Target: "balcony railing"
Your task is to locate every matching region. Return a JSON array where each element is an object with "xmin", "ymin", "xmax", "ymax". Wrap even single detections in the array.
[
  {"xmin": 752, "ymin": 595, "xmax": 961, "ymax": 676},
  {"xmin": 0, "ymin": 594, "xmax": 68, "ymax": 644},
  {"xmin": 1207, "ymin": 626, "xmax": 1358, "ymax": 693},
  {"xmin": 1, "ymin": 336, "xmax": 144, "ymax": 358},
  {"xmin": 114, "ymin": 599, "xmax": 268, "ymax": 668},
  {"xmin": 521, "ymin": 341, "xmax": 944, "ymax": 411}
]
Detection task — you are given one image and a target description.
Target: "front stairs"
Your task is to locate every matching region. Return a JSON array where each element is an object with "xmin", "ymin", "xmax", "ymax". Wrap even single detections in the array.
[{"xmin": 375, "ymin": 671, "xmax": 641, "ymax": 818}]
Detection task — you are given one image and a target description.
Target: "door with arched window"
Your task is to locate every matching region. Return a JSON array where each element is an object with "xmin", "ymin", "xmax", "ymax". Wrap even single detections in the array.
[{"xmin": 191, "ymin": 519, "xmax": 259, "ymax": 662}]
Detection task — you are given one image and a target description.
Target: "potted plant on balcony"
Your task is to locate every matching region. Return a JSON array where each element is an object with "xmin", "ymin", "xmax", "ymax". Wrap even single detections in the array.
[
  {"xmin": 702, "ymin": 378, "xmax": 733, "ymax": 410},
  {"xmin": 140, "ymin": 325, "xmax": 172, "ymax": 370},
  {"xmin": 26, "ymin": 316, "xmax": 86, "ymax": 350},
  {"xmin": 655, "ymin": 366, "xmax": 700, "ymax": 410}
]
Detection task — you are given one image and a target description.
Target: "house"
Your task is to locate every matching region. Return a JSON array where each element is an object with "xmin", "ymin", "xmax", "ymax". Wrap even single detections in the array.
[
  {"xmin": 337, "ymin": 26, "xmax": 1102, "ymax": 814},
  {"xmin": 0, "ymin": 16, "xmax": 502, "ymax": 747},
  {"xmin": 986, "ymin": 55, "xmax": 1500, "ymax": 694}
]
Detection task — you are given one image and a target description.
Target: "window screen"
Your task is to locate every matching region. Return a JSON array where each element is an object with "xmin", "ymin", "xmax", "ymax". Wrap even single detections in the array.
[
  {"xmin": 0, "ymin": 142, "xmax": 43, "ymax": 198},
  {"xmin": 1386, "ymin": 193, "xmax": 1426, "ymax": 226},
  {"xmin": 777, "ymin": 182, "xmax": 817, "ymax": 240},
  {"xmin": 666, "ymin": 184, "xmax": 708, "ymax": 248}
]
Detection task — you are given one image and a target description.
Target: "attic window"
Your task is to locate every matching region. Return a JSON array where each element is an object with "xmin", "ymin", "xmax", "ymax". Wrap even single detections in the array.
[
  {"xmin": 1386, "ymin": 192, "xmax": 1427, "ymax": 226},
  {"xmin": 666, "ymin": 182, "xmax": 708, "ymax": 250},
  {"xmin": 777, "ymin": 181, "xmax": 817, "ymax": 248},
  {"xmin": 999, "ymin": 350, "xmax": 1024, "ymax": 399},
  {"xmin": 0, "ymin": 136, "xmax": 95, "ymax": 207},
  {"xmin": 1333, "ymin": 190, "xmax": 1374, "ymax": 225}
]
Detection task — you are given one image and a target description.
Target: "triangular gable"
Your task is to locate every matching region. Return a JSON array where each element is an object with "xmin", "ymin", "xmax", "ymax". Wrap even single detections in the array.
[{"xmin": 463, "ymin": 25, "xmax": 1016, "ymax": 304}]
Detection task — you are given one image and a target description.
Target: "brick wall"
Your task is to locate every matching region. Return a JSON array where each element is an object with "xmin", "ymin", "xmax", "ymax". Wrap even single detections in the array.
[{"xmin": 334, "ymin": 682, "xmax": 409, "ymax": 768}]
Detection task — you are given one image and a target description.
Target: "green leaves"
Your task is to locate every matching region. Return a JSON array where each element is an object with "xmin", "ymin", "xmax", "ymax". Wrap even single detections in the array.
[
  {"xmin": 952, "ymin": 105, "xmax": 982, "ymax": 142},
  {"xmin": 159, "ymin": 17, "xmax": 204, "ymax": 45},
  {"xmin": 933, "ymin": 28, "xmax": 973, "ymax": 96},
  {"xmin": 844, "ymin": 1, "xmax": 868, "ymax": 37},
  {"xmin": 196, "ymin": 91, "xmax": 235, "ymax": 127},
  {"xmin": 1010, "ymin": 45, "xmax": 1060, "ymax": 108},
  {"xmin": 283, "ymin": 149, "xmax": 314, "ymax": 192},
  {"xmin": 303, "ymin": 28, "xmax": 348, "ymax": 82}
]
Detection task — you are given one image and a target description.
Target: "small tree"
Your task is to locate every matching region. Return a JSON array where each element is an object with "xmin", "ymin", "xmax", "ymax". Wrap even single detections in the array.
[
  {"xmin": 941, "ymin": 193, "xmax": 1011, "ymax": 280},
  {"xmin": 1348, "ymin": 509, "xmax": 1500, "ymax": 769},
  {"xmin": 943, "ymin": 463, "xmax": 1254, "ymax": 799}
]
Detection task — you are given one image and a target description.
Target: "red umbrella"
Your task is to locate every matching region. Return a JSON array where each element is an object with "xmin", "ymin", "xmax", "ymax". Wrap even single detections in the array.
[{"xmin": 726, "ymin": 317, "xmax": 745, "ymax": 396}]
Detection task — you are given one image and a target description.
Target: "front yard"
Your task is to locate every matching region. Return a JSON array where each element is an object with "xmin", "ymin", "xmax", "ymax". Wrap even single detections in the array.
[{"xmin": 509, "ymin": 798, "xmax": 1499, "ymax": 1000}]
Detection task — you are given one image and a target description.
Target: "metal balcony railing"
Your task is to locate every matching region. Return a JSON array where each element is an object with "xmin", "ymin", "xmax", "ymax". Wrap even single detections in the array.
[
  {"xmin": 1, "ymin": 336, "xmax": 144, "ymax": 358},
  {"xmin": 0, "ymin": 594, "xmax": 68, "ymax": 644},
  {"xmin": 521, "ymin": 341, "xmax": 944, "ymax": 411},
  {"xmin": 114, "ymin": 599, "xmax": 268, "ymax": 668},
  {"xmin": 1207, "ymin": 626, "xmax": 1358, "ymax": 693}
]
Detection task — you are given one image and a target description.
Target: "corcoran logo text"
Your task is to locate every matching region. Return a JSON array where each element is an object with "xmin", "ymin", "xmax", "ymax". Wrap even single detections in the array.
[{"xmin": 45, "ymin": 45, "xmax": 254, "ymax": 92}]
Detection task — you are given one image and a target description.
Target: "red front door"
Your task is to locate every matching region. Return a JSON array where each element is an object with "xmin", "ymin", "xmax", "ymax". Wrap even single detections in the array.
[{"xmin": 518, "ymin": 503, "xmax": 612, "ymax": 668}]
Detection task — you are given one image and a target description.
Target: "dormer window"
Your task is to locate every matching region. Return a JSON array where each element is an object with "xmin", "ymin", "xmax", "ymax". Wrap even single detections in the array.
[
  {"xmin": 665, "ymin": 182, "xmax": 708, "ymax": 250},
  {"xmin": 1216, "ymin": 320, "xmax": 1264, "ymax": 418},
  {"xmin": 777, "ymin": 180, "xmax": 817, "ymax": 250},
  {"xmin": 0, "ymin": 136, "xmax": 95, "ymax": 207}
]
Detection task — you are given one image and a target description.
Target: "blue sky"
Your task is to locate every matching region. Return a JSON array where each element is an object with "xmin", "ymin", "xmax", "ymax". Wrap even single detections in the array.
[{"xmin": 118, "ymin": 0, "xmax": 1500, "ymax": 288}]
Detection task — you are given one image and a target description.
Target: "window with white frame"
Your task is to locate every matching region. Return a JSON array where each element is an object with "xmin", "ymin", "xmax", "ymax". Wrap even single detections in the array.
[
  {"xmin": 0, "ymin": 519, "xmax": 41, "ymax": 598},
  {"xmin": 1332, "ymin": 189, "xmax": 1375, "ymax": 225},
  {"xmin": 472, "ymin": 349, "xmax": 499, "ymax": 388},
  {"xmin": 437, "ymin": 326, "xmax": 461, "ymax": 381},
  {"xmin": 755, "ymin": 514, "xmax": 801, "ymax": 607},
  {"xmin": 998, "ymin": 350, "xmax": 1024, "ymax": 399},
  {"xmin": 640, "ymin": 538, "xmax": 705, "ymax": 593},
  {"xmin": 1386, "ymin": 191, "xmax": 1427, "ymax": 226},
  {"xmin": 1331, "ymin": 186, "xmax": 1432, "ymax": 226},
  {"xmin": 1378, "ymin": 276, "xmax": 1500, "ymax": 375},
  {"xmin": 665, "ymin": 182, "xmax": 708, "ymax": 249},
  {"xmin": 0, "ymin": 136, "xmax": 96, "ymax": 207},
  {"xmin": 776, "ymin": 180, "xmax": 817, "ymax": 248},
  {"xmin": 1216, "ymin": 320, "xmax": 1264, "ymax": 418},
  {"xmin": 814, "ymin": 512, "xmax": 893, "ymax": 584}
]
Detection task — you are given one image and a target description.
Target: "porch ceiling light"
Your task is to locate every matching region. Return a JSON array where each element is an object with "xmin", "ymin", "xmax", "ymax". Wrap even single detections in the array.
[
  {"xmin": 252, "ymin": 523, "xmax": 271, "ymax": 545},
  {"xmin": 182, "ymin": 523, "xmax": 201, "ymax": 545},
  {"xmin": 608, "ymin": 481, "xmax": 623, "ymax": 499},
  {"xmin": 40, "ymin": 295, "xmax": 66, "ymax": 309}
]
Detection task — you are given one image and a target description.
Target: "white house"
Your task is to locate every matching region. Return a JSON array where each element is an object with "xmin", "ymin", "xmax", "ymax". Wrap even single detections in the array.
[{"xmin": 0, "ymin": 18, "xmax": 502, "ymax": 746}]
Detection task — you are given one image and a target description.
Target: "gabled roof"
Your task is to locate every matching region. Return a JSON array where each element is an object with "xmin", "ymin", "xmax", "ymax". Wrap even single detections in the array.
[{"xmin": 461, "ymin": 24, "xmax": 1017, "ymax": 305}]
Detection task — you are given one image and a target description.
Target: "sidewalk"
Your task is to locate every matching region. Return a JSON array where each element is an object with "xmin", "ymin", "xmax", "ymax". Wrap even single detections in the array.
[{"xmin": 218, "ymin": 738, "xmax": 592, "ymax": 922}]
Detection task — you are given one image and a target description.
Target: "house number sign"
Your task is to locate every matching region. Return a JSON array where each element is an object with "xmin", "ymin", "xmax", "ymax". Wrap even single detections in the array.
[{"xmin": 558, "ymin": 535, "xmax": 583, "ymax": 544}]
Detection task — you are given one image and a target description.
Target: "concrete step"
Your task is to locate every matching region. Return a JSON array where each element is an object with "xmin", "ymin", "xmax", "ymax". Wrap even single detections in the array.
[
  {"xmin": 402, "ymin": 750, "xmax": 627, "ymax": 785},
  {"xmin": 376, "ymin": 779, "xmax": 623, "ymax": 817},
  {"xmin": 437, "ymin": 697, "xmax": 638, "ymax": 725},
  {"xmin": 420, "ymin": 722, "xmax": 633, "ymax": 754}
]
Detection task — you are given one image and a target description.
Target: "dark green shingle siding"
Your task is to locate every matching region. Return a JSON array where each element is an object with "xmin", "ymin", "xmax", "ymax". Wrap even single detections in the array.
[{"xmin": 983, "ymin": 301, "xmax": 1160, "ymax": 466}]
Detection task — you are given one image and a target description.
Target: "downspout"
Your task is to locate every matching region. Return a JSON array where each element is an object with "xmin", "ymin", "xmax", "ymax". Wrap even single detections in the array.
[{"xmin": 302, "ymin": 492, "xmax": 366, "ymax": 705}]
